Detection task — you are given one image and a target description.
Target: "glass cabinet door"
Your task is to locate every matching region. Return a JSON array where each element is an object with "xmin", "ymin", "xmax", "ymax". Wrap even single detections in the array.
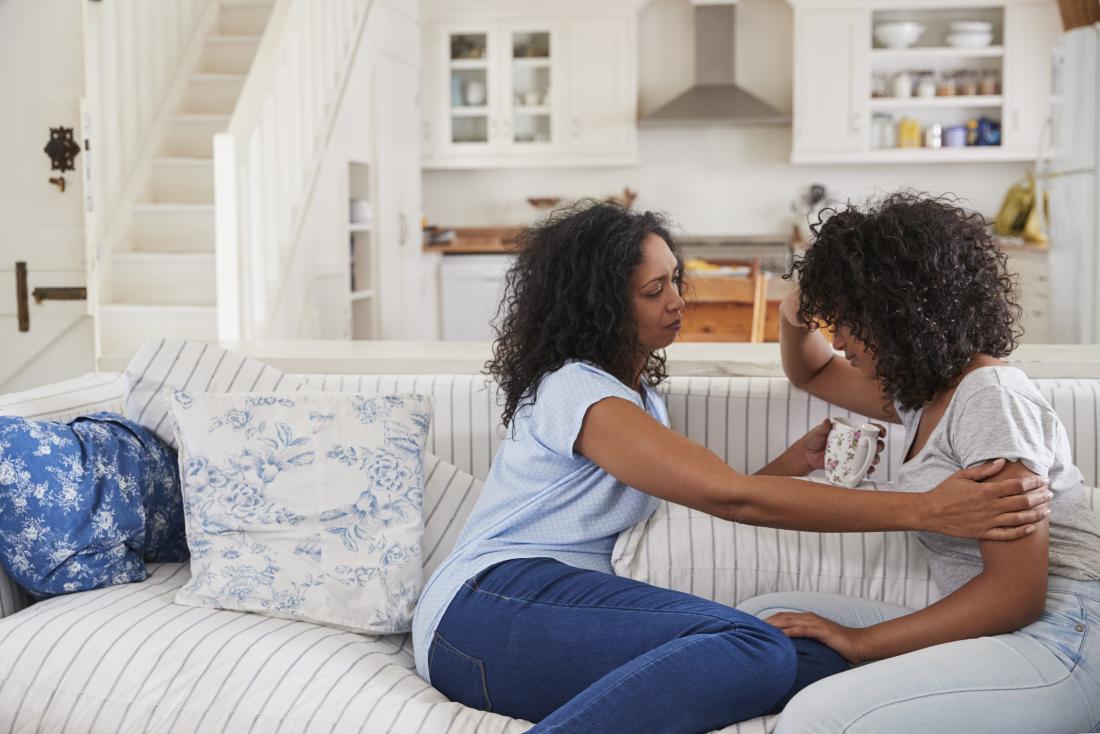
[
  {"xmin": 447, "ymin": 31, "xmax": 492, "ymax": 146},
  {"xmin": 507, "ymin": 29, "xmax": 553, "ymax": 147}
]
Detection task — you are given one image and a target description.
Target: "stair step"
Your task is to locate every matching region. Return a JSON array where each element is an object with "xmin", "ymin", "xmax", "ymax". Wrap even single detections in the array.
[
  {"xmin": 99, "ymin": 304, "xmax": 217, "ymax": 359},
  {"xmin": 183, "ymin": 73, "xmax": 246, "ymax": 114},
  {"xmin": 220, "ymin": 2, "xmax": 274, "ymax": 36},
  {"xmin": 164, "ymin": 114, "xmax": 230, "ymax": 158},
  {"xmin": 147, "ymin": 158, "xmax": 214, "ymax": 204},
  {"xmin": 130, "ymin": 203, "xmax": 215, "ymax": 253},
  {"xmin": 110, "ymin": 252, "xmax": 216, "ymax": 306},
  {"xmin": 202, "ymin": 35, "xmax": 262, "ymax": 74}
]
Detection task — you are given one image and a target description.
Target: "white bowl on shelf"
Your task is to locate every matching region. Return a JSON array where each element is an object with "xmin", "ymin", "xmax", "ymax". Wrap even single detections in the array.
[
  {"xmin": 949, "ymin": 20, "xmax": 993, "ymax": 33},
  {"xmin": 874, "ymin": 21, "xmax": 925, "ymax": 48},
  {"xmin": 946, "ymin": 30, "xmax": 994, "ymax": 47}
]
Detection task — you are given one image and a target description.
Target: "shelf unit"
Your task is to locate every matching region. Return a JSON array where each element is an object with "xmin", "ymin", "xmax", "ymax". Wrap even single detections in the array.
[
  {"xmin": 347, "ymin": 161, "xmax": 376, "ymax": 340},
  {"xmin": 790, "ymin": 0, "xmax": 1062, "ymax": 164}
]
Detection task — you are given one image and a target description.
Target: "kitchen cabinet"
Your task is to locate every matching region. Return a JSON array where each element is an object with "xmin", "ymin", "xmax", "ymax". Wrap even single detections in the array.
[
  {"xmin": 421, "ymin": 0, "xmax": 643, "ymax": 168},
  {"xmin": 789, "ymin": 0, "xmax": 1062, "ymax": 164},
  {"xmin": 1005, "ymin": 245, "xmax": 1050, "ymax": 343}
]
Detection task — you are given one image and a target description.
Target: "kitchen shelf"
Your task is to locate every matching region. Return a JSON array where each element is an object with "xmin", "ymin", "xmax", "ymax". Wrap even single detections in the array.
[
  {"xmin": 450, "ymin": 106, "xmax": 489, "ymax": 117},
  {"xmin": 513, "ymin": 105, "xmax": 550, "ymax": 115},
  {"xmin": 512, "ymin": 57, "xmax": 551, "ymax": 68},
  {"xmin": 349, "ymin": 222, "xmax": 374, "ymax": 232},
  {"xmin": 870, "ymin": 46, "xmax": 1004, "ymax": 59},
  {"xmin": 870, "ymin": 95, "xmax": 1002, "ymax": 109},
  {"xmin": 350, "ymin": 289, "xmax": 375, "ymax": 301},
  {"xmin": 795, "ymin": 146, "xmax": 1034, "ymax": 164},
  {"xmin": 450, "ymin": 59, "xmax": 489, "ymax": 70}
]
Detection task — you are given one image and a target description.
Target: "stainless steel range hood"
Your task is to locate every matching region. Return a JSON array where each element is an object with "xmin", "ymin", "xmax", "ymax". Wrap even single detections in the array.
[{"xmin": 640, "ymin": 2, "xmax": 790, "ymax": 127}]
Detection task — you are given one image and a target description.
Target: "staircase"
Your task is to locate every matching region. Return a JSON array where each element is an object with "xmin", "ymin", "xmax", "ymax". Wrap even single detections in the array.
[{"xmin": 98, "ymin": 2, "xmax": 273, "ymax": 363}]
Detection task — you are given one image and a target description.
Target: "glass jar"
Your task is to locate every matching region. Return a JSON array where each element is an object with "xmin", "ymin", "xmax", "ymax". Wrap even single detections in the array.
[
  {"xmin": 936, "ymin": 71, "xmax": 956, "ymax": 96},
  {"xmin": 979, "ymin": 69, "xmax": 1000, "ymax": 96},
  {"xmin": 871, "ymin": 72, "xmax": 888, "ymax": 98},
  {"xmin": 891, "ymin": 71, "xmax": 913, "ymax": 98},
  {"xmin": 957, "ymin": 70, "xmax": 979, "ymax": 97},
  {"xmin": 872, "ymin": 113, "xmax": 896, "ymax": 148},
  {"xmin": 898, "ymin": 117, "xmax": 922, "ymax": 148},
  {"xmin": 916, "ymin": 72, "xmax": 937, "ymax": 98}
]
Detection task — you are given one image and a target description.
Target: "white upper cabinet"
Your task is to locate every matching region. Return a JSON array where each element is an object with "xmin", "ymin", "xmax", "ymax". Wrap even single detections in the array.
[
  {"xmin": 1002, "ymin": 2, "xmax": 1062, "ymax": 153},
  {"xmin": 793, "ymin": 8, "xmax": 869, "ymax": 155},
  {"xmin": 422, "ymin": 1, "xmax": 643, "ymax": 168},
  {"xmin": 789, "ymin": 0, "xmax": 1063, "ymax": 164}
]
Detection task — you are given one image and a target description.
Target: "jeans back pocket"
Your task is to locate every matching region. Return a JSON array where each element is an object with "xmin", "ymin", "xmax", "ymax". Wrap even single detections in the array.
[{"xmin": 428, "ymin": 632, "xmax": 493, "ymax": 712}]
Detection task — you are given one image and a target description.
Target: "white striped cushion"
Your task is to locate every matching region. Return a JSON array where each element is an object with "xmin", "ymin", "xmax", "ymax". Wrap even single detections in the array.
[
  {"xmin": 421, "ymin": 454, "xmax": 484, "ymax": 580},
  {"xmin": 0, "ymin": 372, "xmax": 127, "ymax": 621},
  {"xmin": 123, "ymin": 340, "xmax": 303, "ymax": 449}
]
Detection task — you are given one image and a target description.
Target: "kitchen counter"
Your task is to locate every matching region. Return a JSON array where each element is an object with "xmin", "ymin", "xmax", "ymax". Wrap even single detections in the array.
[
  {"xmin": 423, "ymin": 227, "xmax": 518, "ymax": 254},
  {"xmin": 195, "ymin": 341, "xmax": 1100, "ymax": 379}
]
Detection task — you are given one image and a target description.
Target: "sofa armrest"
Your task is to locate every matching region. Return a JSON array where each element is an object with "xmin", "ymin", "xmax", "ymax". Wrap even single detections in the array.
[{"xmin": 0, "ymin": 566, "xmax": 31, "ymax": 620}]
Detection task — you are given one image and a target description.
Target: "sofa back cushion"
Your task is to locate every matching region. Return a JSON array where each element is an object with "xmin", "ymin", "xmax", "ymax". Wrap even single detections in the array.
[
  {"xmin": 613, "ymin": 375, "xmax": 1100, "ymax": 611},
  {"xmin": 124, "ymin": 340, "xmax": 304, "ymax": 449}
]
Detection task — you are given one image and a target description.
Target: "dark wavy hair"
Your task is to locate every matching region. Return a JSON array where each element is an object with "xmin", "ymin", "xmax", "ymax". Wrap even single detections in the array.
[
  {"xmin": 790, "ymin": 192, "xmax": 1022, "ymax": 411},
  {"xmin": 486, "ymin": 200, "xmax": 681, "ymax": 428}
]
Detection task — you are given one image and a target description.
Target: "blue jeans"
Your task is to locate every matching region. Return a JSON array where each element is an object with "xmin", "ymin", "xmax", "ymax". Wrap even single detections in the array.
[
  {"xmin": 738, "ymin": 578, "xmax": 1100, "ymax": 733},
  {"xmin": 428, "ymin": 557, "xmax": 850, "ymax": 733}
]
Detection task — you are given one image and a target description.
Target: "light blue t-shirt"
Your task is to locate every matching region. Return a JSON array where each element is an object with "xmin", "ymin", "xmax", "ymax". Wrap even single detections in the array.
[{"xmin": 412, "ymin": 361, "xmax": 667, "ymax": 680}]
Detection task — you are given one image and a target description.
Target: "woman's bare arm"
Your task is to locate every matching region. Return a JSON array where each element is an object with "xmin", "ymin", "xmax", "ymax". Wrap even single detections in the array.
[
  {"xmin": 780, "ymin": 290, "xmax": 900, "ymax": 424},
  {"xmin": 575, "ymin": 396, "xmax": 1050, "ymax": 540},
  {"xmin": 770, "ymin": 461, "xmax": 1049, "ymax": 662}
]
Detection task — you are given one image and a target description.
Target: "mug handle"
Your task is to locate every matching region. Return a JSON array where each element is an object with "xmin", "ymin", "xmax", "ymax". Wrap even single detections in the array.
[{"xmin": 853, "ymin": 433, "xmax": 877, "ymax": 482}]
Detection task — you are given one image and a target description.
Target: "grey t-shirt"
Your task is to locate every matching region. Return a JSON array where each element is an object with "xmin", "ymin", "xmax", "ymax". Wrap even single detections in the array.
[{"xmin": 894, "ymin": 366, "xmax": 1100, "ymax": 595}]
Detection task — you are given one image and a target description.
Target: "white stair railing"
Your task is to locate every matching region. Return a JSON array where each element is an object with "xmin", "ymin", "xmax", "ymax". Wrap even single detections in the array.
[
  {"xmin": 84, "ymin": 0, "xmax": 215, "ymax": 252},
  {"xmin": 214, "ymin": 0, "xmax": 373, "ymax": 340}
]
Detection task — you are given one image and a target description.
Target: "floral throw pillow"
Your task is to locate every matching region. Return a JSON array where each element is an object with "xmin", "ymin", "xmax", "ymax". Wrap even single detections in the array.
[{"xmin": 169, "ymin": 391, "xmax": 432, "ymax": 634}]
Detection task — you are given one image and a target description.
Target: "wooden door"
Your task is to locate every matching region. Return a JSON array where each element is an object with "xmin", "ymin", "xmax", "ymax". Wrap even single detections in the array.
[{"xmin": 0, "ymin": 0, "xmax": 94, "ymax": 392}]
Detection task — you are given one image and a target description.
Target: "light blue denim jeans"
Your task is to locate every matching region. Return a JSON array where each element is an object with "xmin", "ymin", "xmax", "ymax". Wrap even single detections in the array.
[{"xmin": 738, "ymin": 577, "xmax": 1100, "ymax": 734}]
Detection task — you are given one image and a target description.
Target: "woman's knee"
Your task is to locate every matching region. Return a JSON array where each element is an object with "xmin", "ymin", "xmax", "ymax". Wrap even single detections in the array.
[
  {"xmin": 737, "ymin": 592, "xmax": 809, "ymax": 619},
  {"xmin": 717, "ymin": 616, "xmax": 798, "ymax": 703}
]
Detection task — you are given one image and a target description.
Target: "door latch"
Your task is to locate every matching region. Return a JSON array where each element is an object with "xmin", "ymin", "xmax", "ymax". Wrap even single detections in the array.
[{"xmin": 14, "ymin": 261, "xmax": 87, "ymax": 333}]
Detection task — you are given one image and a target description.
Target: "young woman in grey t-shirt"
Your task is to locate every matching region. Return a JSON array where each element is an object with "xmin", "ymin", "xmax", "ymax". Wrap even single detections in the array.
[{"xmin": 745, "ymin": 193, "xmax": 1100, "ymax": 733}]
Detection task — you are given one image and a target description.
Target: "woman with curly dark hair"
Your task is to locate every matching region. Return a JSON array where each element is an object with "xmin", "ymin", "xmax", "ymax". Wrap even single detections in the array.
[
  {"xmin": 411, "ymin": 200, "xmax": 1051, "ymax": 733},
  {"xmin": 742, "ymin": 193, "xmax": 1100, "ymax": 733}
]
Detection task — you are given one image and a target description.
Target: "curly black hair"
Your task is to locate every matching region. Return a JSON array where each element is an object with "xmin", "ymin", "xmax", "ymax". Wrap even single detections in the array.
[
  {"xmin": 790, "ymin": 192, "xmax": 1022, "ymax": 411},
  {"xmin": 486, "ymin": 200, "xmax": 681, "ymax": 428}
]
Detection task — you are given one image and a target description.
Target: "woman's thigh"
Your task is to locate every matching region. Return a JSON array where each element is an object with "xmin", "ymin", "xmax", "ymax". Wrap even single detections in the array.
[
  {"xmin": 429, "ymin": 557, "xmax": 797, "ymax": 722},
  {"xmin": 737, "ymin": 590, "xmax": 916, "ymax": 628},
  {"xmin": 739, "ymin": 588, "xmax": 1100, "ymax": 733}
]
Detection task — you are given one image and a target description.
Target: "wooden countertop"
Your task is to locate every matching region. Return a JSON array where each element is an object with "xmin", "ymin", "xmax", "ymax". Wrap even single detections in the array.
[{"xmin": 423, "ymin": 227, "xmax": 518, "ymax": 254}]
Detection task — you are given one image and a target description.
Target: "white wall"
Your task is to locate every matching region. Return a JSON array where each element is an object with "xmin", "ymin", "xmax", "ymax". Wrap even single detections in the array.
[{"xmin": 422, "ymin": 0, "xmax": 1024, "ymax": 235}]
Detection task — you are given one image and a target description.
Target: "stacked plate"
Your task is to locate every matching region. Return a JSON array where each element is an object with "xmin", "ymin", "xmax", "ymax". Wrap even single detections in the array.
[{"xmin": 946, "ymin": 20, "xmax": 994, "ymax": 47}]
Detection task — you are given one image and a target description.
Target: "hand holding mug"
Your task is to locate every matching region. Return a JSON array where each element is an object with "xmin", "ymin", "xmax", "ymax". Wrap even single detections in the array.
[
  {"xmin": 824, "ymin": 417, "xmax": 884, "ymax": 487},
  {"xmin": 802, "ymin": 418, "xmax": 885, "ymax": 478}
]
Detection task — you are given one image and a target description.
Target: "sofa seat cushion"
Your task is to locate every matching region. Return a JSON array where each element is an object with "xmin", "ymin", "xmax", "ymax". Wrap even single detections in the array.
[{"xmin": 0, "ymin": 563, "xmax": 538, "ymax": 734}]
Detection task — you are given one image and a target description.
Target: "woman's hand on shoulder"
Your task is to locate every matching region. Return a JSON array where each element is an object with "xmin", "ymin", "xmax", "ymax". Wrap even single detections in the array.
[{"xmin": 922, "ymin": 458, "xmax": 1052, "ymax": 540}]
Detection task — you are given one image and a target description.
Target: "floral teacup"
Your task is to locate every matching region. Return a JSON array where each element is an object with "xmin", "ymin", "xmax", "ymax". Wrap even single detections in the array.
[{"xmin": 824, "ymin": 417, "xmax": 882, "ymax": 487}]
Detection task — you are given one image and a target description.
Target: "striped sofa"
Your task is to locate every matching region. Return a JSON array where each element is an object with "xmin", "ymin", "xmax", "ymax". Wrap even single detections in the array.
[{"xmin": 0, "ymin": 368, "xmax": 1097, "ymax": 734}]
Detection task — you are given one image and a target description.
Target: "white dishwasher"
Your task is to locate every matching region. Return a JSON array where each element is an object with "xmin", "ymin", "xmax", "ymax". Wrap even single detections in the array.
[{"xmin": 440, "ymin": 254, "xmax": 516, "ymax": 341}]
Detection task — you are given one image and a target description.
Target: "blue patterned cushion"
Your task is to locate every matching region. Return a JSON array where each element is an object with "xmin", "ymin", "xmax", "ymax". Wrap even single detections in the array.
[
  {"xmin": 0, "ymin": 413, "xmax": 188, "ymax": 598},
  {"xmin": 169, "ymin": 391, "xmax": 431, "ymax": 634}
]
